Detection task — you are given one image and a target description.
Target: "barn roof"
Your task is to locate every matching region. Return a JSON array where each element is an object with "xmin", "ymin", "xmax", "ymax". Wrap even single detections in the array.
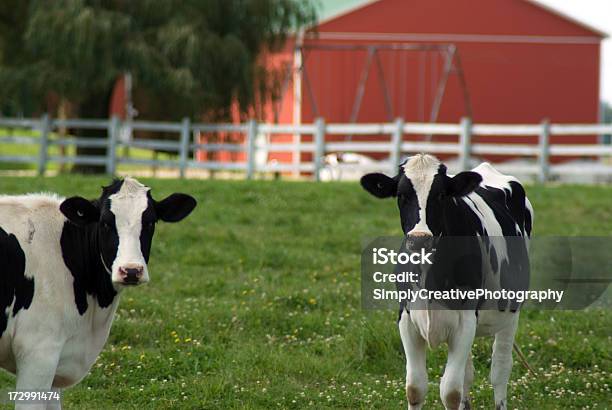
[
  {"xmin": 524, "ymin": 0, "xmax": 607, "ymax": 38},
  {"xmin": 316, "ymin": 0, "xmax": 607, "ymax": 38}
]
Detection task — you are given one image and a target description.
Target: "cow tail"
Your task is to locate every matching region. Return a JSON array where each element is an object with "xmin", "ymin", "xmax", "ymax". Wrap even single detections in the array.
[{"xmin": 513, "ymin": 342, "xmax": 538, "ymax": 377}]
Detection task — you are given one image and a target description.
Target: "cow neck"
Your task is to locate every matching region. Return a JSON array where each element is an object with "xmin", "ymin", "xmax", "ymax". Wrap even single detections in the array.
[
  {"xmin": 440, "ymin": 197, "xmax": 484, "ymax": 237},
  {"xmin": 61, "ymin": 221, "xmax": 117, "ymax": 315}
]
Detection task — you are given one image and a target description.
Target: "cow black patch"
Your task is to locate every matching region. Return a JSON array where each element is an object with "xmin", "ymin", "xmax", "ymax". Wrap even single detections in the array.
[
  {"xmin": 61, "ymin": 222, "xmax": 118, "ymax": 314},
  {"xmin": 489, "ymin": 246, "xmax": 498, "ymax": 272},
  {"xmin": 425, "ymin": 236, "xmax": 482, "ymax": 310},
  {"xmin": 473, "ymin": 187, "xmax": 520, "ymax": 237},
  {"xmin": 438, "ymin": 194, "xmax": 485, "ymax": 236},
  {"xmin": 524, "ymin": 207, "xmax": 533, "ymax": 237},
  {"xmin": 397, "ymin": 178, "xmax": 420, "ymax": 233},
  {"xmin": 60, "ymin": 180, "xmax": 125, "ymax": 314},
  {"xmin": 138, "ymin": 191, "xmax": 157, "ymax": 264},
  {"xmin": 0, "ymin": 227, "xmax": 34, "ymax": 338},
  {"xmin": 507, "ymin": 182, "xmax": 527, "ymax": 233}
]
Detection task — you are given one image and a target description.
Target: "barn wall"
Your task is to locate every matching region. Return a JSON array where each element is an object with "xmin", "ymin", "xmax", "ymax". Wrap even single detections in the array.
[
  {"xmin": 284, "ymin": 0, "xmax": 602, "ymax": 163},
  {"xmin": 260, "ymin": 40, "xmax": 298, "ymax": 164},
  {"xmin": 298, "ymin": 38, "xmax": 600, "ymax": 124}
]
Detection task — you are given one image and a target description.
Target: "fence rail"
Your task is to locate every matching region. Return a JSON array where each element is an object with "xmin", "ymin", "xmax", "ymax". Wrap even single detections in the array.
[{"xmin": 0, "ymin": 115, "xmax": 611, "ymax": 182}]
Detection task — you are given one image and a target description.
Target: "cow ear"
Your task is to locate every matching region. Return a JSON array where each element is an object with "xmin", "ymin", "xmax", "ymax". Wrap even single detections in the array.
[
  {"xmin": 60, "ymin": 196, "xmax": 100, "ymax": 226},
  {"xmin": 360, "ymin": 173, "xmax": 398, "ymax": 198},
  {"xmin": 155, "ymin": 193, "xmax": 197, "ymax": 222},
  {"xmin": 448, "ymin": 172, "xmax": 482, "ymax": 197}
]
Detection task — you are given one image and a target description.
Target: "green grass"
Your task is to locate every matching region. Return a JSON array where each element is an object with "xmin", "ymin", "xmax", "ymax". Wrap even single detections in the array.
[{"xmin": 0, "ymin": 178, "xmax": 610, "ymax": 409}]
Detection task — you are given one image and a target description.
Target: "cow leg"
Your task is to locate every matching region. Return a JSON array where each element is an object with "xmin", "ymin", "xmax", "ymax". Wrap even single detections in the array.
[
  {"xmin": 490, "ymin": 312, "xmax": 519, "ymax": 410},
  {"xmin": 15, "ymin": 346, "xmax": 61, "ymax": 410},
  {"xmin": 440, "ymin": 311, "xmax": 476, "ymax": 410},
  {"xmin": 45, "ymin": 388, "xmax": 62, "ymax": 410},
  {"xmin": 399, "ymin": 310, "xmax": 427, "ymax": 410},
  {"xmin": 460, "ymin": 353, "xmax": 474, "ymax": 410}
]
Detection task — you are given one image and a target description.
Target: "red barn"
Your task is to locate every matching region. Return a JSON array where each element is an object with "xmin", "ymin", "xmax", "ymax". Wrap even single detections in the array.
[{"xmin": 261, "ymin": 0, "xmax": 605, "ymax": 166}]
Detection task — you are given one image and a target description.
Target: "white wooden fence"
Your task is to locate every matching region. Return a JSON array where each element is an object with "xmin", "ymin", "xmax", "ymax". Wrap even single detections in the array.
[{"xmin": 0, "ymin": 115, "xmax": 611, "ymax": 182}]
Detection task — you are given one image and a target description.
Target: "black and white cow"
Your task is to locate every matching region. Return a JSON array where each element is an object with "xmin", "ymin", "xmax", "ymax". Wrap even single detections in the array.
[
  {"xmin": 361, "ymin": 154, "xmax": 533, "ymax": 410},
  {"xmin": 0, "ymin": 177, "xmax": 196, "ymax": 409}
]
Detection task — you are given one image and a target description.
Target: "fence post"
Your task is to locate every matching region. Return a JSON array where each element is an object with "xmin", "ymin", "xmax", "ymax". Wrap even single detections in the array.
[
  {"xmin": 106, "ymin": 116, "xmax": 119, "ymax": 175},
  {"xmin": 246, "ymin": 119, "xmax": 257, "ymax": 179},
  {"xmin": 37, "ymin": 113, "xmax": 51, "ymax": 176},
  {"xmin": 538, "ymin": 119, "xmax": 550, "ymax": 183},
  {"xmin": 390, "ymin": 117, "xmax": 404, "ymax": 174},
  {"xmin": 459, "ymin": 117, "xmax": 472, "ymax": 171},
  {"xmin": 179, "ymin": 117, "xmax": 191, "ymax": 178},
  {"xmin": 314, "ymin": 118, "xmax": 326, "ymax": 181}
]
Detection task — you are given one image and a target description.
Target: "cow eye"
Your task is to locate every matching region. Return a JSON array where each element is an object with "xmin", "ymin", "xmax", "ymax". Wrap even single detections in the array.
[{"xmin": 101, "ymin": 221, "xmax": 111, "ymax": 230}]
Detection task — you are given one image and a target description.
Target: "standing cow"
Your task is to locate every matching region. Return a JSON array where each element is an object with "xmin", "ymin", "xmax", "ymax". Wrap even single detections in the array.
[
  {"xmin": 0, "ymin": 177, "xmax": 196, "ymax": 409},
  {"xmin": 361, "ymin": 154, "xmax": 533, "ymax": 410}
]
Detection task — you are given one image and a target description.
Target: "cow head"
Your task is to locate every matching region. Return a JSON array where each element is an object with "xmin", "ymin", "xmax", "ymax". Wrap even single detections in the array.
[
  {"xmin": 361, "ymin": 154, "xmax": 482, "ymax": 239},
  {"xmin": 59, "ymin": 177, "xmax": 196, "ymax": 287}
]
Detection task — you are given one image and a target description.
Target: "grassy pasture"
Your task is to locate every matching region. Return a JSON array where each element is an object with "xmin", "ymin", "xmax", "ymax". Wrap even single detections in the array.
[{"xmin": 0, "ymin": 177, "xmax": 610, "ymax": 409}]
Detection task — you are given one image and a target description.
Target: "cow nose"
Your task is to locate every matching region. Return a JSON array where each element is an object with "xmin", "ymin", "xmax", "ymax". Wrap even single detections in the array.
[
  {"xmin": 409, "ymin": 231, "xmax": 432, "ymax": 237},
  {"xmin": 119, "ymin": 264, "xmax": 144, "ymax": 285},
  {"xmin": 406, "ymin": 231, "xmax": 433, "ymax": 250}
]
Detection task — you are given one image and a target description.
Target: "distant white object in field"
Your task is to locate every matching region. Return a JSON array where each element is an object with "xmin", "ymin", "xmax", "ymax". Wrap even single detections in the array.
[{"xmin": 320, "ymin": 152, "xmax": 386, "ymax": 181}]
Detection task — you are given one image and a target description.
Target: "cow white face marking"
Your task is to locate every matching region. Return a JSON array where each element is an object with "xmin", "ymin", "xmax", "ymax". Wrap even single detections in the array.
[
  {"xmin": 401, "ymin": 154, "xmax": 440, "ymax": 237},
  {"xmin": 108, "ymin": 178, "xmax": 151, "ymax": 285}
]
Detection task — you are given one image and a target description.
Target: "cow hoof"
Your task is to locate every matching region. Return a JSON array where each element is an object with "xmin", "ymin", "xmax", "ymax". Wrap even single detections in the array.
[
  {"xmin": 495, "ymin": 399, "xmax": 507, "ymax": 410},
  {"xmin": 461, "ymin": 397, "xmax": 472, "ymax": 410}
]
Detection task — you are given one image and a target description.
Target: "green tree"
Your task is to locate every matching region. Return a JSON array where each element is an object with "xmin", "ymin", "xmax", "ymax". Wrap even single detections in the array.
[
  {"xmin": 0, "ymin": 0, "xmax": 316, "ymax": 172},
  {"xmin": 0, "ymin": 0, "xmax": 39, "ymax": 115}
]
